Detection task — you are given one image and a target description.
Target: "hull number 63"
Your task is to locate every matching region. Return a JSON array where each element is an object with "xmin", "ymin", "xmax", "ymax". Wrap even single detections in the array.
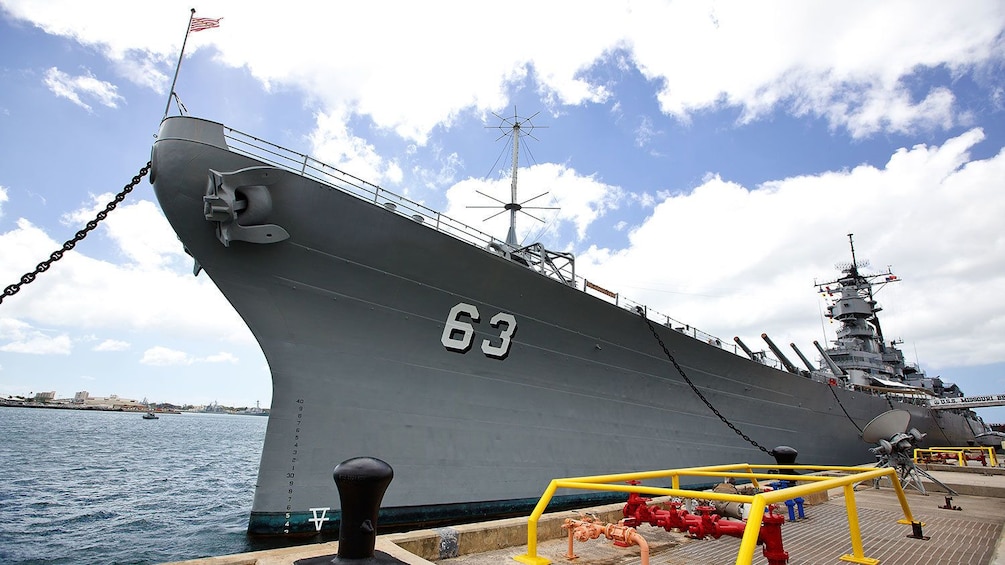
[{"xmin": 441, "ymin": 302, "xmax": 517, "ymax": 359}]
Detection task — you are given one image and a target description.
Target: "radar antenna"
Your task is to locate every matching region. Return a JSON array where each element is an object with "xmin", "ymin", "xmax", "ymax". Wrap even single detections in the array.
[
  {"xmin": 468, "ymin": 108, "xmax": 558, "ymax": 246},
  {"xmin": 861, "ymin": 409, "xmax": 957, "ymax": 495}
]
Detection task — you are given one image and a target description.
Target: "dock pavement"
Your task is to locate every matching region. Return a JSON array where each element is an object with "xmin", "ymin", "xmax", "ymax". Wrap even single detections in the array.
[{"xmin": 165, "ymin": 463, "xmax": 1005, "ymax": 565}]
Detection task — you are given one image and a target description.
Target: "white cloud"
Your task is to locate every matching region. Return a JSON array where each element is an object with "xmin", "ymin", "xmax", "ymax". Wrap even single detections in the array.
[
  {"xmin": 93, "ymin": 339, "xmax": 130, "ymax": 352},
  {"xmin": 111, "ymin": 53, "xmax": 170, "ymax": 94},
  {"xmin": 140, "ymin": 346, "xmax": 191, "ymax": 366},
  {"xmin": 835, "ymin": 85, "xmax": 956, "ymax": 139},
  {"xmin": 632, "ymin": 2, "xmax": 1002, "ymax": 138},
  {"xmin": 3, "ymin": 2, "xmax": 188, "ymax": 92},
  {"xmin": 62, "ymin": 196, "xmax": 186, "ymax": 269},
  {"xmin": 43, "ymin": 67, "xmax": 125, "ymax": 112},
  {"xmin": 0, "ymin": 185, "xmax": 8, "ymax": 216},
  {"xmin": 443, "ymin": 162, "xmax": 623, "ymax": 246},
  {"xmin": 634, "ymin": 116, "xmax": 660, "ymax": 148},
  {"xmin": 578, "ymin": 128, "xmax": 1005, "ymax": 369},
  {"xmin": 0, "ymin": 318, "xmax": 72, "ymax": 354},
  {"xmin": 140, "ymin": 347, "xmax": 239, "ymax": 366},
  {"xmin": 309, "ymin": 110, "xmax": 399, "ymax": 188},
  {"xmin": 0, "ymin": 203, "xmax": 253, "ymax": 344},
  {"xmin": 412, "ymin": 150, "xmax": 463, "ymax": 192},
  {"xmin": 4, "ymin": 1, "xmax": 999, "ymax": 155},
  {"xmin": 204, "ymin": 352, "xmax": 238, "ymax": 364}
]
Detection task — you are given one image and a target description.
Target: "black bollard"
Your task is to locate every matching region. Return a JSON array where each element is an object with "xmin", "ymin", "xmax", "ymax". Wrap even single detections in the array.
[
  {"xmin": 334, "ymin": 457, "xmax": 394, "ymax": 560},
  {"xmin": 769, "ymin": 445, "xmax": 798, "ymax": 474},
  {"xmin": 296, "ymin": 457, "xmax": 405, "ymax": 565}
]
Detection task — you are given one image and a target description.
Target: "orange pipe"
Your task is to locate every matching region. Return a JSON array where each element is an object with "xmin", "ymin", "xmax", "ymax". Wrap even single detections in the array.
[{"xmin": 562, "ymin": 518, "xmax": 650, "ymax": 565}]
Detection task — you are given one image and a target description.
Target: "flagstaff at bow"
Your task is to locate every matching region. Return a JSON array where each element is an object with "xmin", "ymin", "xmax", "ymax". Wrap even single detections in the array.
[{"xmin": 163, "ymin": 9, "xmax": 221, "ymax": 119}]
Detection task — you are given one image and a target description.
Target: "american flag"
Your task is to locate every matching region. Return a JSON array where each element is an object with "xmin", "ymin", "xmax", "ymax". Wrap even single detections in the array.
[{"xmin": 189, "ymin": 17, "xmax": 222, "ymax": 33}]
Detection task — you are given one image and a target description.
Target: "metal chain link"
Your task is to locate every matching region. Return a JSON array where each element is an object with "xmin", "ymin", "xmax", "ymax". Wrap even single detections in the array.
[
  {"xmin": 0, "ymin": 161, "xmax": 152, "ymax": 305},
  {"xmin": 639, "ymin": 309, "xmax": 772, "ymax": 454},
  {"xmin": 930, "ymin": 411, "xmax": 953, "ymax": 444},
  {"xmin": 828, "ymin": 381, "xmax": 864, "ymax": 433}
]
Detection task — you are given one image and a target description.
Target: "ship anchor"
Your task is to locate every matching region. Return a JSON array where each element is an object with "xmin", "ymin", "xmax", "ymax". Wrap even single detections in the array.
[{"xmin": 204, "ymin": 166, "xmax": 291, "ymax": 246}]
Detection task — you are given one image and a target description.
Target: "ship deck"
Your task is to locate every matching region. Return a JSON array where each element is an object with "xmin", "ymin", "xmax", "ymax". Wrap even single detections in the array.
[{"xmin": 165, "ymin": 464, "xmax": 1005, "ymax": 565}]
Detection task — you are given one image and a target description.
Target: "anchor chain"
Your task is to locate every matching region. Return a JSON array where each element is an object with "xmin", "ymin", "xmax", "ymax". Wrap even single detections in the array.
[
  {"xmin": 639, "ymin": 309, "xmax": 771, "ymax": 454},
  {"xmin": 827, "ymin": 382, "xmax": 864, "ymax": 433},
  {"xmin": 0, "ymin": 161, "xmax": 152, "ymax": 305}
]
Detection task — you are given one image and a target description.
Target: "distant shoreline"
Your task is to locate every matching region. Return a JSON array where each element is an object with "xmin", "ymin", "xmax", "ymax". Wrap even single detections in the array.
[
  {"xmin": 0, "ymin": 400, "xmax": 182, "ymax": 414},
  {"xmin": 0, "ymin": 399, "xmax": 269, "ymax": 416}
]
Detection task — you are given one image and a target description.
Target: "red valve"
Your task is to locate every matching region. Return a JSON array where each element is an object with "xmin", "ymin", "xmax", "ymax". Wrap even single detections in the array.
[{"xmin": 622, "ymin": 493, "xmax": 790, "ymax": 564}]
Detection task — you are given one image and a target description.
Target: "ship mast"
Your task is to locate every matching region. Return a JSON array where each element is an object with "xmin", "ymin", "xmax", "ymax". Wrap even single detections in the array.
[
  {"xmin": 506, "ymin": 119, "xmax": 521, "ymax": 245},
  {"xmin": 846, "ymin": 233, "xmax": 887, "ymax": 345},
  {"xmin": 848, "ymin": 233, "xmax": 860, "ymax": 278},
  {"xmin": 471, "ymin": 109, "xmax": 555, "ymax": 246}
]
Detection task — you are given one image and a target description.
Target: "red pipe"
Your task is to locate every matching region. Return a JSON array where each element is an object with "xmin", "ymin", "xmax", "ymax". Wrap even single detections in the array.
[{"xmin": 622, "ymin": 492, "xmax": 790, "ymax": 564}]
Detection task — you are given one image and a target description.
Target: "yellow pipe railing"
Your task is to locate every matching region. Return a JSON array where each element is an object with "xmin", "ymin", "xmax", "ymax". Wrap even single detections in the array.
[
  {"xmin": 512, "ymin": 463, "xmax": 917, "ymax": 565},
  {"xmin": 914, "ymin": 446, "xmax": 998, "ymax": 467}
]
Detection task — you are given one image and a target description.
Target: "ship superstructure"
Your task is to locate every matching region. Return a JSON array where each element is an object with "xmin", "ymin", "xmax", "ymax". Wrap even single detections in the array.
[{"xmin": 816, "ymin": 235, "xmax": 962, "ymax": 398}]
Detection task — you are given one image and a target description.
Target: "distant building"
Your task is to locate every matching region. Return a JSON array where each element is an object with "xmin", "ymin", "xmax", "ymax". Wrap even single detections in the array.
[
  {"xmin": 25, "ymin": 389, "xmax": 148, "ymax": 410},
  {"xmin": 78, "ymin": 394, "xmax": 145, "ymax": 410},
  {"xmin": 201, "ymin": 401, "xmax": 225, "ymax": 413}
]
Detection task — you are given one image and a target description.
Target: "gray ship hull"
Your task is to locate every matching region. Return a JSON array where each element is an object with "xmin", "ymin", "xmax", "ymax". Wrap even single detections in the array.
[{"xmin": 150, "ymin": 116, "xmax": 979, "ymax": 536}]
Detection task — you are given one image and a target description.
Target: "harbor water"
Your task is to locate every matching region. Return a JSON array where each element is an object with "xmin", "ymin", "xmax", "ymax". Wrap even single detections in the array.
[{"xmin": 0, "ymin": 406, "xmax": 310, "ymax": 564}]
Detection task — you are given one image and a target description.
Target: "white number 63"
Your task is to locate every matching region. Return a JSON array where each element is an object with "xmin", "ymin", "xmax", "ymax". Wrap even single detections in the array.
[{"xmin": 440, "ymin": 302, "xmax": 517, "ymax": 359}]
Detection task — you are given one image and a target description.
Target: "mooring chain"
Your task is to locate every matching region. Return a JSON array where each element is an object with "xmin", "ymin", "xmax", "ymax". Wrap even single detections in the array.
[
  {"xmin": 931, "ymin": 413, "xmax": 953, "ymax": 444},
  {"xmin": 0, "ymin": 161, "xmax": 152, "ymax": 306},
  {"xmin": 638, "ymin": 310, "xmax": 771, "ymax": 454},
  {"xmin": 827, "ymin": 382, "xmax": 864, "ymax": 433}
]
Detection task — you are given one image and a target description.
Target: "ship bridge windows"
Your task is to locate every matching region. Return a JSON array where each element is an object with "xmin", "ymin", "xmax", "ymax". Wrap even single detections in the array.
[{"xmin": 831, "ymin": 352, "xmax": 884, "ymax": 368}]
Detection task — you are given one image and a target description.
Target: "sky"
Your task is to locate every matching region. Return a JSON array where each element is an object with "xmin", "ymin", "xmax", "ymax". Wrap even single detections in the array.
[{"xmin": 0, "ymin": 1, "xmax": 1004, "ymax": 424}]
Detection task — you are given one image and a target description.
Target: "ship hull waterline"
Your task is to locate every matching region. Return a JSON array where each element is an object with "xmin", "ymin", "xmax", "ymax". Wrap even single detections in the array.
[{"xmin": 150, "ymin": 116, "xmax": 979, "ymax": 536}]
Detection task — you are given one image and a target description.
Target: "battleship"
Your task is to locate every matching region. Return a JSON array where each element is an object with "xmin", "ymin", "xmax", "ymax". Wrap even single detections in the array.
[{"xmin": 150, "ymin": 114, "xmax": 988, "ymax": 536}]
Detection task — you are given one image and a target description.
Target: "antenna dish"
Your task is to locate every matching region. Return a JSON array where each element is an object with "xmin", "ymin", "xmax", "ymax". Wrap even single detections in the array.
[
  {"xmin": 861, "ymin": 408, "xmax": 957, "ymax": 496},
  {"xmin": 861, "ymin": 409, "xmax": 910, "ymax": 443}
]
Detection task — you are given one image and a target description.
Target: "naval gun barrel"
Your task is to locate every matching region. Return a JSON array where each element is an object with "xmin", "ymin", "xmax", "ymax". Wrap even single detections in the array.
[
  {"xmin": 790, "ymin": 343, "xmax": 816, "ymax": 372},
  {"xmin": 761, "ymin": 333, "xmax": 799, "ymax": 374},
  {"xmin": 813, "ymin": 340, "xmax": 846, "ymax": 376},
  {"xmin": 733, "ymin": 336, "xmax": 756, "ymax": 360}
]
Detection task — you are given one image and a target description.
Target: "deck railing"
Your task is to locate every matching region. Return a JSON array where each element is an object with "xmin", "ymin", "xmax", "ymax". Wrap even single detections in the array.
[
  {"xmin": 223, "ymin": 127, "xmax": 503, "ymax": 254},
  {"xmin": 914, "ymin": 446, "xmax": 998, "ymax": 467}
]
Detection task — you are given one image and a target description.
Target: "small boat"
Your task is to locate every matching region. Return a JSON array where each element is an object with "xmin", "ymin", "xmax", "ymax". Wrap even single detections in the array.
[{"xmin": 142, "ymin": 412, "xmax": 159, "ymax": 420}]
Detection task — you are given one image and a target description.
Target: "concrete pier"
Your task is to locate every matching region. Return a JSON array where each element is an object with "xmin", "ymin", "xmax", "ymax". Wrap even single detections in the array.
[{"xmin": 164, "ymin": 464, "xmax": 1005, "ymax": 565}]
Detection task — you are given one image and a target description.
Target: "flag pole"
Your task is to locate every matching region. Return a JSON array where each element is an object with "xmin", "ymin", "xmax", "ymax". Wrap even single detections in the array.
[{"xmin": 163, "ymin": 8, "xmax": 197, "ymax": 119}]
